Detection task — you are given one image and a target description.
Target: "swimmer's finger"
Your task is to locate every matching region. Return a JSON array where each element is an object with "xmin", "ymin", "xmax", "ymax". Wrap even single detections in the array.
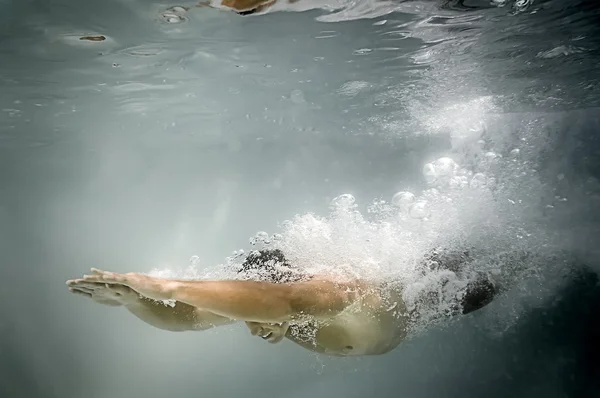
[
  {"xmin": 79, "ymin": 280, "xmax": 126, "ymax": 290},
  {"xmin": 106, "ymin": 284, "xmax": 134, "ymax": 294},
  {"xmin": 90, "ymin": 268, "xmax": 125, "ymax": 282},
  {"xmin": 81, "ymin": 274, "xmax": 105, "ymax": 283},
  {"xmin": 73, "ymin": 286, "xmax": 94, "ymax": 294},
  {"xmin": 95, "ymin": 298, "xmax": 122, "ymax": 307},
  {"xmin": 66, "ymin": 279, "xmax": 90, "ymax": 287},
  {"xmin": 69, "ymin": 287, "xmax": 92, "ymax": 298},
  {"xmin": 83, "ymin": 269, "xmax": 123, "ymax": 283},
  {"xmin": 66, "ymin": 280, "xmax": 102, "ymax": 290}
]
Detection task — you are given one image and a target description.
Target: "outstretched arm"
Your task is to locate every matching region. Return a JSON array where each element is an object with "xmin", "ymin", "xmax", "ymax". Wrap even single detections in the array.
[
  {"xmin": 73, "ymin": 269, "xmax": 367, "ymax": 323},
  {"xmin": 126, "ymin": 295, "xmax": 235, "ymax": 332},
  {"xmin": 67, "ymin": 281, "xmax": 235, "ymax": 332}
]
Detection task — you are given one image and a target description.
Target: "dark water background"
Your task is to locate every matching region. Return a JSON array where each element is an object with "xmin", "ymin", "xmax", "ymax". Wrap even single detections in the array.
[{"xmin": 1, "ymin": 0, "xmax": 599, "ymax": 397}]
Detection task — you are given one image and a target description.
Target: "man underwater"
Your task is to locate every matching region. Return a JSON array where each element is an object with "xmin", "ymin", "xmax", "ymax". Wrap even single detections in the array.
[
  {"xmin": 66, "ymin": 248, "xmax": 496, "ymax": 356},
  {"xmin": 161, "ymin": 0, "xmax": 480, "ymax": 19}
]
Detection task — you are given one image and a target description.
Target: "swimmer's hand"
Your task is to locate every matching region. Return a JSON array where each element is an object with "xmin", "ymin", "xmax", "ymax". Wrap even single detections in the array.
[
  {"xmin": 66, "ymin": 279, "xmax": 139, "ymax": 307},
  {"xmin": 68, "ymin": 269, "xmax": 173, "ymax": 302},
  {"xmin": 245, "ymin": 321, "xmax": 289, "ymax": 344}
]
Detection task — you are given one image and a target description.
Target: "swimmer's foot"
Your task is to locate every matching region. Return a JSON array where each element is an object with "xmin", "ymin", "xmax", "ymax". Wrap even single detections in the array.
[
  {"xmin": 461, "ymin": 275, "xmax": 496, "ymax": 315},
  {"xmin": 66, "ymin": 279, "xmax": 139, "ymax": 307}
]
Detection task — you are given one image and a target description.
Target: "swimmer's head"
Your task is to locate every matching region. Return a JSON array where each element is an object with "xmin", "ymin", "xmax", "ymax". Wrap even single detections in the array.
[{"xmin": 238, "ymin": 249, "xmax": 305, "ymax": 283}]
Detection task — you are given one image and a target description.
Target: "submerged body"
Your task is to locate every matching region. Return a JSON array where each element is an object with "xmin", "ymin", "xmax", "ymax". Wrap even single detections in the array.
[
  {"xmin": 161, "ymin": 0, "xmax": 481, "ymax": 19},
  {"xmin": 67, "ymin": 249, "xmax": 495, "ymax": 357},
  {"xmin": 282, "ymin": 287, "xmax": 409, "ymax": 356}
]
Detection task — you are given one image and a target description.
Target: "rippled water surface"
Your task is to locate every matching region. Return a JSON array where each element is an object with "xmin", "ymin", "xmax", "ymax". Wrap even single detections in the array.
[{"xmin": 1, "ymin": 0, "xmax": 600, "ymax": 397}]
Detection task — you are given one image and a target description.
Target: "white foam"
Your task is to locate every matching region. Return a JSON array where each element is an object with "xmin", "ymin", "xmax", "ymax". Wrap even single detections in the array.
[{"xmin": 149, "ymin": 133, "xmax": 560, "ymax": 334}]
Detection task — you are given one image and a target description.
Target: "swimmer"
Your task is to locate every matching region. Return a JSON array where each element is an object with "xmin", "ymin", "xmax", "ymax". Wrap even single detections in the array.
[
  {"xmin": 159, "ymin": 0, "xmax": 278, "ymax": 19},
  {"xmin": 66, "ymin": 248, "xmax": 496, "ymax": 356},
  {"xmin": 165, "ymin": 0, "xmax": 477, "ymax": 18}
]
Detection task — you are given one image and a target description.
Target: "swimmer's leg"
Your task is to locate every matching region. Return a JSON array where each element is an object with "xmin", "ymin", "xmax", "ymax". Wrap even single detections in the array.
[
  {"xmin": 422, "ymin": 247, "xmax": 497, "ymax": 315},
  {"xmin": 72, "ymin": 269, "xmax": 363, "ymax": 323},
  {"xmin": 459, "ymin": 250, "xmax": 537, "ymax": 314},
  {"xmin": 460, "ymin": 277, "xmax": 496, "ymax": 314},
  {"xmin": 422, "ymin": 247, "xmax": 471, "ymax": 274}
]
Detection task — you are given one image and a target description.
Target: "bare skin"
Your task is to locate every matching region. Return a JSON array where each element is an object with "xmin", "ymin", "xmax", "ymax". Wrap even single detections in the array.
[
  {"xmin": 188, "ymin": 0, "xmax": 285, "ymax": 15},
  {"xmin": 218, "ymin": 0, "xmax": 277, "ymax": 13},
  {"xmin": 67, "ymin": 269, "xmax": 409, "ymax": 356},
  {"xmin": 187, "ymin": 0, "xmax": 474, "ymax": 16}
]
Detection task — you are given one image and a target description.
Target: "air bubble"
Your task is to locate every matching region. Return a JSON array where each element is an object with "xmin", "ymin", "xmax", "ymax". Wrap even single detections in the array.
[
  {"xmin": 470, "ymin": 173, "xmax": 488, "ymax": 188},
  {"xmin": 484, "ymin": 152, "xmax": 500, "ymax": 161},
  {"xmin": 409, "ymin": 201, "xmax": 430, "ymax": 219},
  {"xmin": 331, "ymin": 194, "xmax": 356, "ymax": 209},
  {"xmin": 469, "ymin": 121, "xmax": 486, "ymax": 134},
  {"xmin": 514, "ymin": 0, "xmax": 531, "ymax": 13},
  {"xmin": 423, "ymin": 157, "xmax": 459, "ymax": 187},
  {"xmin": 457, "ymin": 168, "xmax": 473, "ymax": 177},
  {"xmin": 423, "ymin": 163, "xmax": 437, "ymax": 184},
  {"xmin": 161, "ymin": 12, "xmax": 185, "ymax": 23},
  {"xmin": 392, "ymin": 191, "xmax": 415, "ymax": 212},
  {"xmin": 422, "ymin": 188, "xmax": 440, "ymax": 199},
  {"xmin": 449, "ymin": 176, "xmax": 468, "ymax": 189},
  {"xmin": 249, "ymin": 231, "xmax": 271, "ymax": 245},
  {"xmin": 160, "ymin": 7, "xmax": 187, "ymax": 24},
  {"xmin": 432, "ymin": 157, "xmax": 458, "ymax": 177}
]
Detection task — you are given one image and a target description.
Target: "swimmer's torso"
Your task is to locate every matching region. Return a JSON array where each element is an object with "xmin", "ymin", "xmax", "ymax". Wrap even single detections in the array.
[{"xmin": 284, "ymin": 283, "xmax": 409, "ymax": 356}]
